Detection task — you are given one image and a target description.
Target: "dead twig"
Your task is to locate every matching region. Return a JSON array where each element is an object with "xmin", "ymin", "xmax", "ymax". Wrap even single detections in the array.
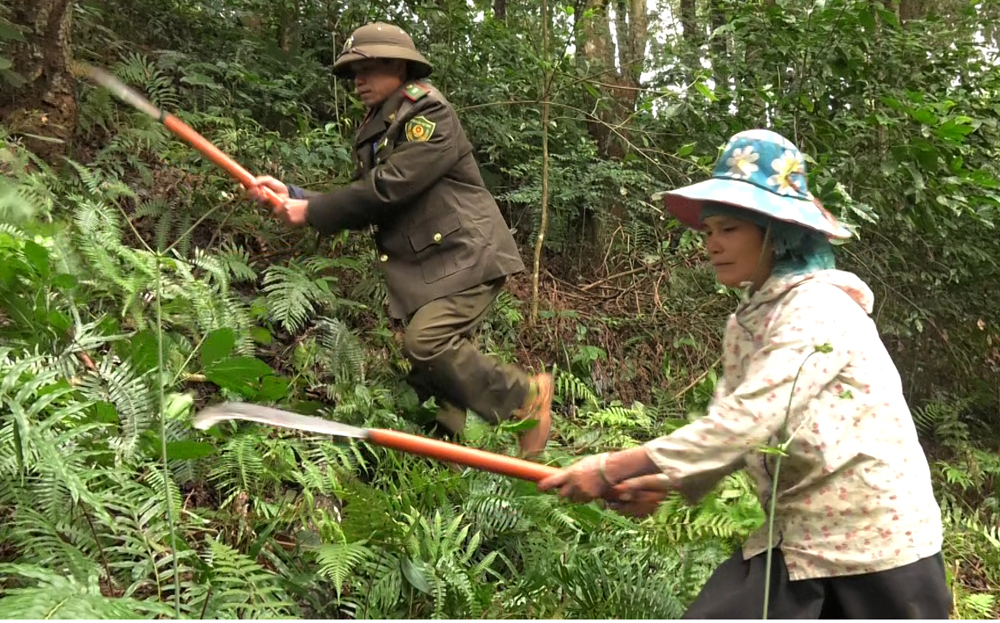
[
  {"xmin": 580, "ymin": 265, "xmax": 650, "ymax": 291},
  {"xmin": 653, "ymin": 274, "xmax": 665, "ymax": 313},
  {"xmin": 600, "ymin": 225, "xmax": 622, "ymax": 275},
  {"xmin": 76, "ymin": 350, "xmax": 97, "ymax": 371},
  {"xmin": 672, "ymin": 356, "xmax": 722, "ymax": 400}
]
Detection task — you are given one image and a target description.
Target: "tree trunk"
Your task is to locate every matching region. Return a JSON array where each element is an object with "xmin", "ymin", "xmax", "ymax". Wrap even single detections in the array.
[
  {"xmin": 678, "ymin": 0, "xmax": 700, "ymax": 85},
  {"xmin": 578, "ymin": 0, "xmax": 649, "ymax": 156},
  {"xmin": 679, "ymin": 0, "xmax": 697, "ymax": 44},
  {"xmin": 709, "ymin": 0, "xmax": 728, "ymax": 102},
  {"xmin": 531, "ymin": 0, "xmax": 550, "ymax": 326},
  {"xmin": 898, "ymin": 0, "xmax": 929, "ymax": 22},
  {"xmin": 578, "ymin": 0, "xmax": 617, "ymax": 158},
  {"xmin": 276, "ymin": 0, "xmax": 299, "ymax": 53},
  {"xmin": 615, "ymin": 0, "xmax": 648, "ymax": 90},
  {"xmin": 0, "ymin": 0, "xmax": 77, "ymax": 163},
  {"xmin": 494, "ymin": 0, "xmax": 507, "ymax": 22},
  {"xmin": 575, "ymin": 0, "xmax": 649, "ymax": 247}
]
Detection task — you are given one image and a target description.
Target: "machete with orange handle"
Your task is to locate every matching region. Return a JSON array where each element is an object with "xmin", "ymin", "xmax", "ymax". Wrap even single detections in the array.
[
  {"xmin": 80, "ymin": 63, "xmax": 283, "ymax": 210},
  {"xmin": 193, "ymin": 401, "xmax": 666, "ymax": 505}
]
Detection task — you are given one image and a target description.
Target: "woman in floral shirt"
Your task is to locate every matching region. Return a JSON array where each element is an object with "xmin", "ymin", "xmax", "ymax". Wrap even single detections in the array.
[{"xmin": 538, "ymin": 130, "xmax": 951, "ymax": 619}]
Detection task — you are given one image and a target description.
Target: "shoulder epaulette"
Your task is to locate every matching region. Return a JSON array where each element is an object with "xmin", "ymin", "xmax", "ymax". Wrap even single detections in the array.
[{"xmin": 403, "ymin": 82, "xmax": 431, "ymax": 102}]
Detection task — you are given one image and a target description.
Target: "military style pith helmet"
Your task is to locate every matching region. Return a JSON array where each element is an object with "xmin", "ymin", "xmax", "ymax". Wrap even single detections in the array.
[{"xmin": 333, "ymin": 22, "xmax": 433, "ymax": 79}]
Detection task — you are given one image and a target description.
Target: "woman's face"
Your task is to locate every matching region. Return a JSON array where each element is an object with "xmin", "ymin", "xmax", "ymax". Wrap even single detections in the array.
[{"xmin": 702, "ymin": 214, "xmax": 774, "ymax": 289}]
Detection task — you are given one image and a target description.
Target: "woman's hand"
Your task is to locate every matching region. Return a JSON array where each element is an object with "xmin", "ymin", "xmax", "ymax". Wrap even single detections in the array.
[
  {"xmin": 536, "ymin": 453, "xmax": 613, "ymax": 503},
  {"xmin": 606, "ymin": 499, "xmax": 661, "ymax": 518},
  {"xmin": 616, "ymin": 474, "xmax": 674, "ymax": 498},
  {"xmin": 605, "ymin": 474, "xmax": 674, "ymax": 518},
  {"xmin": 538, "ymin": 448, "xmax": 671, "ymax": 512}
]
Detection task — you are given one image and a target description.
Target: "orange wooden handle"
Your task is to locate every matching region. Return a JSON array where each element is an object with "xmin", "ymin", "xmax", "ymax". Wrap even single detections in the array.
[
  {"xmin": 365, "ymin": 428, "xmax": 666, "ymax": 504},
  {"xmin": 162, "ymin": 114, "xmax": 284, "ymax": 210},
  {"xmin": 367, "ymin": 428, "xmax": 560, "ymax": 481}
]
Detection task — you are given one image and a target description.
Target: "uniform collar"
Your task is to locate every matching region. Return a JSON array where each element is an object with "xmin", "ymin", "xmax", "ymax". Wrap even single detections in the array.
[{"xmin": 355, "ymin": 83, "xmax": 410, "ymax": 146}]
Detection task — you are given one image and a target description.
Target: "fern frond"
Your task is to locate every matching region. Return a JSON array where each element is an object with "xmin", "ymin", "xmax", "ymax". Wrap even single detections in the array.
[
  {"xmin": 585, "ymin": 402, "xmax": 653, "ymax": 429},
  {"xmin": 262, "ymin": 263, "xmax": 328, "ymax": 334},
  {"xmin": 3, "ymin": 504, "xmax": 102, "ymax": 580},
  {"xmin": 462, "ymin": 478, "xmax": 524, "ymax": 538},
  {"xmin": 64, "ymin": 158, "xmax": 103, "ymax": 196},
  {"xmin": 316, "ymin": 540, "xmax": 374, "ymax": 599},
  {"xmin": 76, "ymin": 358, "xmax": 156, "ymax": 462},
  {"xmin": 216, "ymin": 243, "xmax": 258, "ymax": 283},
  {"xmin": 359, "ymin": 551, "xmax": 404, "ymax": 617},
  {"xmin": 958, "ymin": 592, "xmax": 996, "ymax": 619},
  {"xmin": 192, "ymin": 537, "xmax": 298, "ymax": 619},
  {"xmin": 555, "ymin": 368, "xmax": 600, "ymax": 407},
  {"xmin": 208, "ymin": 434, "xmax": 266, "ymax": 499},
  {"xmin": 316, "ymin": 316, "xmax": 366, "ymax": 384},
  {"xmin": 0, "ymin": 563, "xmax": 175, "ymax": 619},
  {"xmin": 941, "ymin": 498, "xmax": 1000, "ymax": 549},
  {"xmin": 549, "ymin": 538, "xmax": 687, "ymax": 619},
  {"xmin": 114, "ymin": 52, "xmax": 180, "ymax": 112}
]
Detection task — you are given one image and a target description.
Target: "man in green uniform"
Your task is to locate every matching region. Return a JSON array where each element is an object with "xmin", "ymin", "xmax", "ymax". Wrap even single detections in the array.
[{"xmin": 251, "ymin": 22, "xmax": 553, "ymax": 458}]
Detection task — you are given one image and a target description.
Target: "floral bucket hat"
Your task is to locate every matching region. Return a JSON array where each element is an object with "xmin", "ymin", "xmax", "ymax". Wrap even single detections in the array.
[{"xmin": 661, "ymin": 129, "xmax": 852, "ymax": 240}]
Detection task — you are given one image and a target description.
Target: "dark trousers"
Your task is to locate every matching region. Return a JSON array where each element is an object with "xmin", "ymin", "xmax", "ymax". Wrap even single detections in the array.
[
  {"xmin": 684, "ymin": 548, "xmax": 952, "ymax": 619},
  {"xmin": 403, "ymin": 277, "xmax": 530, "ymax": 425}
]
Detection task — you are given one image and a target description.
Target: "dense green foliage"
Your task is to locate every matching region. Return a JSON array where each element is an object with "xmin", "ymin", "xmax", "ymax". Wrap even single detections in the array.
[{"xmin": 2, "ymin": 0, "xmax": 1000, "ymax": 618}]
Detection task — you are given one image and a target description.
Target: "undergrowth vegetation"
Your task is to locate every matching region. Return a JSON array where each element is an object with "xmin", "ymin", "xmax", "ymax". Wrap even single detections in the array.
[
  {"xmin": 0, "ymin": 152, "xmax": 750, "ymax": 617},
  {"xmin": 0, "ymin": 120, "xmax": 752, "ymax": 617},
  {"xmin": 2, "ymin": 0, "xmax": 1000, "ymax": 618}
]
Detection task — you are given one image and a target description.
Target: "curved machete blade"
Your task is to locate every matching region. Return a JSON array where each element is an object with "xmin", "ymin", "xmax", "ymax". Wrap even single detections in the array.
[
  {"xmin": 82, "ymin": 63, "xmax": 164, "ymax": 120},
  {"xmin": 193, "ymin": 402, "xmax": 368, "ymax": 439}
]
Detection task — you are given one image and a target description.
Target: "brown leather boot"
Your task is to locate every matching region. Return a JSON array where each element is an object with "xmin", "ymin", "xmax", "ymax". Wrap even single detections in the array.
[
  {"xmin": 433, "ymin": 403, "xmax": 468, "ymax": 473},
  {"xmin": 434, "ymin": 402, "xmax": 468, "ymax": 436},
  {"xmin": 512, "ymin": 373, "xmax": 553, "ymax": 459}
]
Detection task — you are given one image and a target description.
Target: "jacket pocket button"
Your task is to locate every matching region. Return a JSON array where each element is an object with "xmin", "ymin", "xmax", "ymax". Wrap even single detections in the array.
[
  {"xmin": 379, "ymin": 254, "xmax": 388, "ymax": 262},
  {"xmin": 433, "ymin": 232, "xmax": 442, "ymax": 243}
]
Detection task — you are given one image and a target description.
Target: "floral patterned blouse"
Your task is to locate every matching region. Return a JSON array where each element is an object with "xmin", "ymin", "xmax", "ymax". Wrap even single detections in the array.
[{"xmin": 644, "ymin": 269, "xmax": 943, "ymax": 580}]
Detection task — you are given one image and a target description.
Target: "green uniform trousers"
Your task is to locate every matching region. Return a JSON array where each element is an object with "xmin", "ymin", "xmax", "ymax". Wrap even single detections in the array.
[{"xmin": 402, "ymin": 277, "xmax": 531, "ymax": 428}]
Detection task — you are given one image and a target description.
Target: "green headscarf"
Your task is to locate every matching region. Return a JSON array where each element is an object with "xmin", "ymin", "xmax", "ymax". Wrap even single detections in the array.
[{"xmin": 700, "ymin": 201, "xmax": 836, "ymax": 278}]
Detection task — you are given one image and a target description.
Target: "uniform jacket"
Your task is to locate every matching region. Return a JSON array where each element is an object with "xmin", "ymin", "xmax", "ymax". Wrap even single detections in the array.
[
  {"xmin": 643, "ymin": 269, "xmax": 943, "ymax": 581},
  {"xmin": 291, "ymin": 81, "xmax": 525, "ymax": 319}
]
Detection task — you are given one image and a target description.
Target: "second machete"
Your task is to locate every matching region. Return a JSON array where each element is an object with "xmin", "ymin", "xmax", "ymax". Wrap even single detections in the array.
[{"xmin": 193, "ymin": 402, "xmax": 664, "ymax": 503}]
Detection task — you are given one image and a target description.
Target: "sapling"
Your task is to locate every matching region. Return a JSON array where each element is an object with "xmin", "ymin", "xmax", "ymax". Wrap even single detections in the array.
[{"xmin": 759, "ymin": 342, "xmax": 835, "ymax": 620}]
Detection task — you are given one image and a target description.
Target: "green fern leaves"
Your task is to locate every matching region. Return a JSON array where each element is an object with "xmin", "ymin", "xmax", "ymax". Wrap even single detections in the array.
[
  {"xmin": 316, "ymin": 540, "xmax": 374, "ymax": 599},
  {"xmin": 194, "ymin": 538, "xmax": 298, "ymax": 619},
  {"xmin": 0, "ymin": 564, "xmax": 176, "ymax": 619},
  {"xmin": 261, "ymin": 257, "xmax": 362, "ymax": 335}
]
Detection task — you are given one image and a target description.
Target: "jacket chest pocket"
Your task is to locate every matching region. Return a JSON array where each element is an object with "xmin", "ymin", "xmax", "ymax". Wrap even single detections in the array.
[{"xmin": 406, "ymin": 211, "xmax": 473, "ymax": 283}]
